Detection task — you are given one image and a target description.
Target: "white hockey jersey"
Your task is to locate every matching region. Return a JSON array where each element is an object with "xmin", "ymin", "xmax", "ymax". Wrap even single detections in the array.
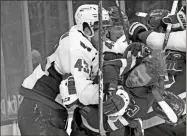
[
  {"xmin": 59, "ymin": 33, "xmax": 130, "ymax": 107},
  {"xmin": 22, "ymin": 25, "xmax": 130, "ymax": 106},
  {"xmin": 104, "ymin": 35, "xmax": 129, "ymax": 54},
  {"xmin": 144, "ymin": 30, "xmax": 186, "ymax": 52},
  {"xmin": 22, "ymin": 25, "xmax": 99, "ymax": 105}
]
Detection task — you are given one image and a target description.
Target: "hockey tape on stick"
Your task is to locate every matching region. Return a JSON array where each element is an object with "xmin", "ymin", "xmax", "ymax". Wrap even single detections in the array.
[{"xmin": 163, "ymin": 0, "xmax": 178, "ymax": 50}]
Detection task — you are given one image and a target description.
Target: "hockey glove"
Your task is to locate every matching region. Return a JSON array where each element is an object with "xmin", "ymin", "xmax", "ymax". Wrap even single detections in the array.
[
  {"xmin": 103, "ymin": 88, "xmax": 130, "ymax": 116},
  {"xmin": 123, "ymin": 42, "xmax": 152, "ymax": 58},
  {"xmin": 162, "ymin": 11, "xmax": 186, "ymax": 31},
  {"xmin": 59, "ymin": 75, "xmax": 78, "ymax": 108},
  {"xmin": 129, "ymin": 22, "xmax": 148, "ymax": 42},
  {"xmin": 145, "ymin": 9, "xmax": 170, "ymax": 32},
  {"xmin": 152, "ymin": 91, "xmax": 185, "ymax": 125},
  {"xmin": 80, "ymin": 106, "xmax": 130, "ymax": 132}
]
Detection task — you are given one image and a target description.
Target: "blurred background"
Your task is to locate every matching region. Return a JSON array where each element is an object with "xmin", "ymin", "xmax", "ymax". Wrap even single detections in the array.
[{"xmin": 1, "ymin": 0, "xmax": 185, "ymax": 135}]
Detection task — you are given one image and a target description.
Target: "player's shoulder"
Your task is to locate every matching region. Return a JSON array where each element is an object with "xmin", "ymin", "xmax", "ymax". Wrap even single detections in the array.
[
  {"xmin": 67, "ymin": 26, "xmax": 95, "ymax": 51},
  {"xmin": 103, "ymin": 35, "xmax": 129, "ymax": 54}
]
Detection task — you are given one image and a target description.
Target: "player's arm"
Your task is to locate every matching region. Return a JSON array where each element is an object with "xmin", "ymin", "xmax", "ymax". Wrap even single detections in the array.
[
  {"xmin": 80, "ymin": 104, "xmax": 144, "ymax": 134},
  {"xmin": 104, "ymin": 35, "xmax": 129, "ymax": 54},
  {"xmin": 79, "ymin": 105, "xmax": 130, "ymax": 132},
  {"xmin": 69, "ymin": 47, "xmax": 99, "ymax": 105},
  {"xmin": 129, "ymin": 22, "xmax": 186, "ymax": 52},
  {"xmin": 139, "ymin": 30, "xmax": 186, "ymax": 52},
  {"xmin": 103, "ymin": 35, "xmax": 129, "ymax": 60}
]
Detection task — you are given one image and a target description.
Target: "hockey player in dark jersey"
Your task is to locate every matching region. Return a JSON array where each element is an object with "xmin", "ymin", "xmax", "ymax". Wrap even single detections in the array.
[
  {"xmin": 128, "ymin": 6, "xmax": 186, "ymax": 136},
  {"xmin": 70, "ymin": 48, "xmax": 185, "ymax": 136}
]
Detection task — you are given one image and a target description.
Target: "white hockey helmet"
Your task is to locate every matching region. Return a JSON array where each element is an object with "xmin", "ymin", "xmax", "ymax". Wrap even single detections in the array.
[{"xmin": 75, "ymin": 4, "xmax": 113, "ymax": 38}]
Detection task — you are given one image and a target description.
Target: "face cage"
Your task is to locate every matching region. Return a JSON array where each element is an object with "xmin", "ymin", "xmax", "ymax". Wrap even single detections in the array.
[
  {"xmin": 91, "ymin": 20, "xmax": 113, "ymax": 31},
  {"xmin": 81, "ymin": 19, "xmax": 113, "ymax": 38}
]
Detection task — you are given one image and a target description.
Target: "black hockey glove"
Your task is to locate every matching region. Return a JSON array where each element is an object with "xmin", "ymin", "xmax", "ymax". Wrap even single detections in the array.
[
  {"xmin": 129, "ymin": 22, "xmax": 148, "ymax": 42},
  {"xmin": 123, "ymin": 42, "xmax": 152, "ymax": 58},
  {"xmin": 152, "ymin": 91, "xmax": 185, "ymax": 126},
  {"xmin": 162, "ymin": 10, "xmax": 186, "ymax": 31},
  {"xmin": 103, "ymin": 88, "xmax": 130, "ymax": 116}
]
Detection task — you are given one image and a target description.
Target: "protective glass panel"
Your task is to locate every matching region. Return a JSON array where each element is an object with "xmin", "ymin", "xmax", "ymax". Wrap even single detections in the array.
[
  {"xmin": 1, "ymin": 1, "xmax": 25, "ymax": 124},
  {"xmin": 28, "ymin": 1, "xmax": 69, "ymax": 61},
  {"xmin": 1, "ymin": 1, "xmax": 70, "ymax": 126}
]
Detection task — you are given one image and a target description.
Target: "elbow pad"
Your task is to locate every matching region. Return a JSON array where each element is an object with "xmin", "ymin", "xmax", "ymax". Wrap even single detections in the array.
[{"xmin": 59, "ymin": 76, "xmax": 78, "ymax": 108}]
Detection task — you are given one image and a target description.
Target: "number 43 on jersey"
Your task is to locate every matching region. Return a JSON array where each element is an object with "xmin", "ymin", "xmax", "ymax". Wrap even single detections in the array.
[{"xmin": 74, "ymin": 59, "xmax": 90, "ymax": 74}]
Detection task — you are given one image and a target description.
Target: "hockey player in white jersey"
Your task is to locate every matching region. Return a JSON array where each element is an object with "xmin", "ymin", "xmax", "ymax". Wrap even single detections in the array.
[
  {"xmin": 60, "ymin": 5, "xmax": 136, "ymax": 109},
  {"xmin": 17, "ymin": 4, "xmax": 113, "ymax": 136}
]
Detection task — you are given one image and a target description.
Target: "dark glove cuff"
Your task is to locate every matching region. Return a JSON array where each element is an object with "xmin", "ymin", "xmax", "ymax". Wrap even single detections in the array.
[{"xmin": 138, "ymin": 30, "xmax": 153, "ymax": 44}]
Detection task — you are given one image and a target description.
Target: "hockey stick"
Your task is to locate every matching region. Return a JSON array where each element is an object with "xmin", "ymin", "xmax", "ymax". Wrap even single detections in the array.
[
  {"xmin": 98, "ymin": 1, "xmax": 106, "ymax": 136},
  {"xmin": 152, "ymin": 0, "xmax": 179, "ymax": 123},
  {"xmin": 115, "ymin": 0, "xmax": 130, "ymax": 44},
  {"xmin": 163, "ymin": 0, "xmax": 178, "ymax": 50}
]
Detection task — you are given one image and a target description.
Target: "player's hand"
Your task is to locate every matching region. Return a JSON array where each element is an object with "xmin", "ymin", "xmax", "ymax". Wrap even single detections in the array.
[
  {"xmin": 129, "ymin": 22, "xmax": 148, "ymax": 42},
  {"xmin": 123, "ymin": 42, "xmax": 152, "ymax": 58},
  {"xmin": 152, "ymin": 91, "xmax": 185, "ymax": 125},
  {"xmin": 103, "ymin": 89, "xmax": 130, "ymax": 116},
  {"xmin": 162, "ymin": 11, "xmax": 186, "ymax": 31}
]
